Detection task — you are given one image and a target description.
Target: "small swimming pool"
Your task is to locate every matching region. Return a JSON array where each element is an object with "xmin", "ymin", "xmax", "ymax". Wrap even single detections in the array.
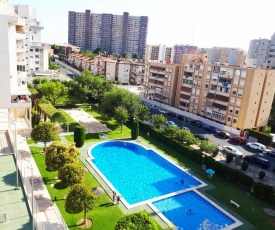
[
  {"xmin": 89, "ymin": 141, "xmax": 202, "ymax": 205},
  {"xmin": 152, "ymin": 191, "xmax": 235, "ymax": 230}
]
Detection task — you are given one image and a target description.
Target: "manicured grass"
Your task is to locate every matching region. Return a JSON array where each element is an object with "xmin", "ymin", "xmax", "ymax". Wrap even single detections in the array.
[
  {"xmin": 58, "ymin": 109, "xmax": 79, "ymax": 132},
  {"xmin": 137, "ymin": 129, "xmax": 274, "ymax": 230},
  {"xmin": 30, "ymin": 146, "xmax": 124, "ymax": 230}
]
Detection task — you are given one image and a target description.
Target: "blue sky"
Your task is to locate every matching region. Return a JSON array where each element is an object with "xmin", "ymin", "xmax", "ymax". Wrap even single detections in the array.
[{"xmin": 12, "ymin": 0, "xmax": 275, "ymax": 50}]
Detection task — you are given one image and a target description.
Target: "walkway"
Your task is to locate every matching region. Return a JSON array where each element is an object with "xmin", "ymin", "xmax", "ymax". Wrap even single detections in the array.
[{"xmin": 62, "ymin": 108, "xmax": 111, "ymax": 133}]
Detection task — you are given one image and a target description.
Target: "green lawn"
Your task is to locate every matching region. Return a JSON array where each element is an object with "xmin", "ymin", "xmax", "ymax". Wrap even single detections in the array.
[{"xmin": 30, "ymin": 146, "xmax": 124, "ymax": 230}]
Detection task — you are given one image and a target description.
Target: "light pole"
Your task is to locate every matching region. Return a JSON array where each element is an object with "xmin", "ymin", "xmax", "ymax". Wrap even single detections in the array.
[
  {"xmin": 50, "ymin": 184, "xmax": 55, "ymax": 204},
  {"xmin": 202, "ymin": 155, "xmax": 205, "ymax": 168},
  {"xmin": 66, "ymin": 122, "xmax": 69, "ymax": 134},
  {"xmin": 11, "ymin": 121, "xmax": 19, "ymax": 190},
  {"xmin": 27, "ymin": 165, "xmax": 34, "ymax": 230}
]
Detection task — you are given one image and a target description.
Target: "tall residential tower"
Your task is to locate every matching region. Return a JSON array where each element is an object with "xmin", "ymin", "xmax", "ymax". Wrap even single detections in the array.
[{"xmin": 68, "ymin": 10, "xmax": 148, "ymax": 58}]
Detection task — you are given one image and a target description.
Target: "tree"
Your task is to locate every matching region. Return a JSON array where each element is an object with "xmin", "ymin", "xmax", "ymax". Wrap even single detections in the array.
[
  {"xmin": 132, "ymin": 52, "xmax": 139, "ymax": 59},
  {"xmin": 51, "ymin": 44, "xmax": 59, "ymax": 54},
  {"xmin": 37, "ymin": 81, "xmax": 67, "ymax": 104},
  {"xmin": 49, "ymin": 62, "xmax": 61, "ymax": 70},
  {"xmin": 66, "ymin": 184, "xmax": 97, "ymax": 225},
  {"xmin": 45, "ymin": 142, "xmax": 80, "ymax": 171},
  {"xmin": 74, "ymin": 126, "xmax": 86, "ymax": 148},
  {"xmin": 100, "ymin": 87, "xmax": 141, "ymax": 119},
  {"xmin": 164, "ymin": 125, "xmax": 179, "ymax": 138},
  {"xmin": 199, "ymin": 140, "xmax": 219, "ymax": 156},
  {"xmin": 31, "ymin": 122, "xmax": 58, "ymax": 149},
  {"xmin": 136, "ymin": 104, "xmax": 150, "ymax": 121},
  {"xmin": 151, "ymin": 114, "xmax": 166, "ymax": 129},
  {"xmin": 58, "ymin": 163, "xmax": 86, "ymax": 189},
  {"xmin": 241, "ymin": 161, "xmax": 249, "ymax": 171},
  {"xmin": 33, "ymin": 77, "xmax": 48, "ymax": 85},
  {"xmin": 122, "ymin": 52, "xmax": 131, "ymax": 59},
  {"xmin": 131, "ymin": 118, "xmax": 139, "ymax": 140},
  {"xmin": 182, "ymin": 131, "xmax": 200, "ymax": 145},
  {"xmin": 115, "ymin": 211, "xmax": 158, "ymax": 230},
  {"xmin": 114, "ymin": 106, "xmax": 129, "ymax": 134}
]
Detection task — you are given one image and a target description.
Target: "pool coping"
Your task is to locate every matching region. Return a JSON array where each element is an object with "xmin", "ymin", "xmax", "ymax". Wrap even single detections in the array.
[{"xmin": 86, "ymin": 139, "xmax": 243, "ymax": 229}]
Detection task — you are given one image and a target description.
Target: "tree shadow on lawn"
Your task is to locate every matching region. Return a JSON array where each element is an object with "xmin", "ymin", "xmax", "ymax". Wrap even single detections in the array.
[{"xmin": 54, "ymin": 181, "xmax": 69, "ymax": 190}]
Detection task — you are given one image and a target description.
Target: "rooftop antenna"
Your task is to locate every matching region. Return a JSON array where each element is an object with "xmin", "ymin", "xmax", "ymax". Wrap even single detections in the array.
[{"xmin": 191, "ymin": 23, "xmax": 195, "ymax": 45}]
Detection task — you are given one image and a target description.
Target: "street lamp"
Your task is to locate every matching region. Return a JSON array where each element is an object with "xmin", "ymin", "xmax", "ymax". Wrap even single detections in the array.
[
  {"xmin": 27, "ymin": 165, "xmax": 34, "ymax": 230},
  {"xmin": 66, "ymin": 122, "xmax": 69, "ymax": 134},
  {"xmin": 11, "ymin": 120, "xmax": 19, "ymax": 190},
  {"xmin": 202, "ymin": 154, "xmax": 206, "ymax": 167},
  {"xmin": 50, "ymin": 184, "xmax": 55, "ymax": 204}
]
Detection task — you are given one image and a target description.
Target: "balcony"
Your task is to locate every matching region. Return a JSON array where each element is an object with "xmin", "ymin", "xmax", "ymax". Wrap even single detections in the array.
[
  {"xmin": 29, "ymin": 21, "xmax": 44, "ymax": 29},
  {"xmin": 16, "ymin": 32, "xmax": 26, "ymax": 40},
  {"xmin": 16, "ymin": 45, "xmax": 25, "ymax": 52}
]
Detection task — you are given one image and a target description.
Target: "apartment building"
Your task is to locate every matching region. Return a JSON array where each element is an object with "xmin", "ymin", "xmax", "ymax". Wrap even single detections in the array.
[
  {"xmin": 55, "ymin": 43, "xmax": 80, "ymax": 56},
  {"xmin": 174, "ymin": 54, "xmax": 275, "ymax": 133},
  {"xmin": 68, "ymin": 10, "xmax": 148, "ymax": 58},
  {"xmin": 14, "ymin": 4, "xmax": 50, "ymax": 76},
  {"xmin": 143, "ymin": 62, "xmax": 180, "ymax": 107},
  {"xmin": 209, "ymin": 47, "xmax": 246, "ymax": 66},
  {"xmin": 246, "ymin": 33, "xmax": 275, "ymax": 69},
  {"xmin": 173, "ymin": 45, "xmax": 198, "ymax": 64},
  {"xmin": 0, "ymin": 0, "xmax": 31, "ymax": 126},
  {"xmin": 129, "ymin": 61, "xmax": 145, "ymax": 85},
  {"xmin": 144, "ymin": 45, "xmax": 174, "ymax": 63}
]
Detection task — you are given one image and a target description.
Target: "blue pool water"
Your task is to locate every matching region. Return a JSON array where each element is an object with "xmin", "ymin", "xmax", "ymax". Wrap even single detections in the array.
[
  {"xmin": 90, "ymin": 141, "xmax": 201, "ymax": 204},
  {"xmin": 153, "ymin": 191, "xmax": 235, "ymax": 230}
]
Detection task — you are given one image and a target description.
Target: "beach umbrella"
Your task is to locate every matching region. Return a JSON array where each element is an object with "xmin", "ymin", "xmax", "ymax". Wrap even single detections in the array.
[
  {"xmin": 92, "ymin": 187, "xmax": 105, "ymax": 197},
  {"xmin": 205, "ymin": 169, "xmax": 215, "ymax": 175}
]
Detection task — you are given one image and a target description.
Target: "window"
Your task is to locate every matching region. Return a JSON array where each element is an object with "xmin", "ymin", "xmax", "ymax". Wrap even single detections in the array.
[
  {"xmin": 235, "ymin": 110, "xmax": 239, "ymax": 115},
  {"xmin": 236, "ymin": 99, "xmax": 241, "ymax": 106},
  {"xmin": 232, "ymin": 90, "xmax": 236, "ymax": 95},
  {"xmin": 233, "ymin": 119, "xmax": 237, "ymax": 123},
  {"xmin": 229, "ymin": 107, "xmax": 233, "ymax": 113},
  {"xmin": 205, "ymin": 84, "xmax": 208, "ymax": 89},
  {"xmin": 230, "ymin": 98, "xmax": 235, "ymax": 104},
  {"xmin": 241, "ymin": 70, "xmax": 247, "ymax": 78},
  {"xmin": 239, "ymin": 80, "xmax": 245, "ymax": 87},
  {"xmin": 227, "ymin": 117, "xmax": 231, "ymax": 122},
  {"xmin": 237, "ymin": 89, "xmax": 243, "ymax": 96}
]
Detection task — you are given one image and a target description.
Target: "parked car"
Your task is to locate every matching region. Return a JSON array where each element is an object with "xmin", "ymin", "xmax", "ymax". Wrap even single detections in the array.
[
  {"xmin": 159, "ymin": 109, "xmax": 168, "ymax": 114},
  {"xmin": 182, "ymin": 127, "xmax": 190, "ymax": 131},
  {"xmin": 189, "ymin": 120, "xmax": 203, "ymax": 127},
  {"xmin": 149, "ymin": 104, "xmax": 157, "ymax": 109},
  {"xmin": 164, "ymin": 121, "xmax": 178, "ymax": 128},
  {"xmin": 246, "ymin": 142, "xmax": 266, "ymax": 152},
  {"xmin": 177, "ymin": 115, "xmax": 189, "ymax": 122},
  {"xmin": 203, "ymin": 125, "xmax": 218, "ymax": 133},
  {"xmin": 230, "ymin": 136, "xmax": 246, "ymax": 145},
  {"xmin": 167, "ymin": 112, "xmax": 177, "ymax": 117},
  {"xmin": 264, "ymin": 149, "xmax": 275, "ymax": 157},
  {"xmin": 221, "ymin": 146, "xmax": 244, "ymax": 158},
  {"xmin": 216, "ymin": 131, "xmax": 231, "ymax": 139},
  {"xmin": 243, "ymin": 155, "xmax": 270, "ymax": 169},
  {"xmin": 194, "ymin": 134, "xmax": 209, "ymax": 141}
]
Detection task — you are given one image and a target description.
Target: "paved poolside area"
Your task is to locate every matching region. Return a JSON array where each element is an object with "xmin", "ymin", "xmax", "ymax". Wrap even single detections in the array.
[
  {"xmin": 62, "ymin": 108, "xmax": 111, "ymax": 133},
  {"xmin": 0, "ymin": 155, "xmax": 32, "ymax": 230}
]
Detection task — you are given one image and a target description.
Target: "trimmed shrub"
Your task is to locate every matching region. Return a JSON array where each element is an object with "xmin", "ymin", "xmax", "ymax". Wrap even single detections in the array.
[
  {"xmin": 247, "ymin": 129, "xmax": 273, "ymax": 146},
  {"xmin": 131, "ymin": 119, "xmax": 139, "ymax": 140},
  {"xmin": 74, "ymin": 126, "xmax": 86, "ymax": 148},
  {"xmin": 115, "ymin": 211, "xmax": 158, "ymax": 230},
  {"xmin": 259, "ymin": 171, "xmax": 266, "ymax": 180},
  {"xmin": 241, "ymin": 161, "xmax": 249, "ymax": 171},
  {"xmin": 226, "ymin": 153, "xmax": 234, "ymax": 163}
]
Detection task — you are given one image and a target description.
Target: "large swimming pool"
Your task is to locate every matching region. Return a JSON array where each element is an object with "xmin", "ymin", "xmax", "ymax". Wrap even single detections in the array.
[
  {"xmin": 90, "ymin": 141, "xmax": 201, "ymax": 205},
  {"xmin": 88, "ymin": 141, "xmax": 242, "ymax": 229}
]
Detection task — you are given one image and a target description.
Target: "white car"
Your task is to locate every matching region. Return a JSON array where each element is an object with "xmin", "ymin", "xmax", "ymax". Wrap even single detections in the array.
[
  {"xmin": 149, "ymin": 104, "xmax": 157, "ymax": 109},
  {"xmin": 246, "ymin": 142, "xmax": 266, "ymax": 152},
  {"xmin": 159, "ymin": 109, "xmax": 168, "ymax": 114},
  {"xmin": 165, "ymin": 121, "xmax": 178, "ymax": 128},
  {"xmin": 222, "ymin": 146, "xmax": 244, "ymax": 158},
  {"xmin": 182, "ymin": 127, "xmax": 190, "ymax": 131}
]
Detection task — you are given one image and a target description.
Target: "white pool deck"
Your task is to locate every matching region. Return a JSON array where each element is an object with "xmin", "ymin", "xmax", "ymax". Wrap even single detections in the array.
[{"xmin": 86, "ymin": 140, "xmax": 243, "ymax": 230}]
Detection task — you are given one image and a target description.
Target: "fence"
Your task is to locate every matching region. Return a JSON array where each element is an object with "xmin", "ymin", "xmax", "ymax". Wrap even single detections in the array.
[{"xmin": 8, "ymin": 129, "xmax": 68, "ymax": 230}]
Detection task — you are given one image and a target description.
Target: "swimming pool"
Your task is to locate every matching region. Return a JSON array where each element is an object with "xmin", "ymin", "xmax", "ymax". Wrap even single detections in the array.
[
  {"xmin": 88, "ymin": 141, "xmax": 242, "ymax": 229},
  {"xmin": 152, "ymin": 191, "xmax": 236, "ymax": 230},
  {"xmin": 89, "ymin": 141, "xmax": 203, "ymax": 205}
]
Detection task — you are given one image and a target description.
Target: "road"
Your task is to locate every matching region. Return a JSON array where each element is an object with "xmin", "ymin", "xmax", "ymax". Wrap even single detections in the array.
[{"xmin": 145, "ymin": 103, "xmax": 275, "ymax": 173}]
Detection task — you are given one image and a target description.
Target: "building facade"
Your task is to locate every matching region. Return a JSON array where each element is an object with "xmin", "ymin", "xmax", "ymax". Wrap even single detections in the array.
[
  {"xmin": 14, "ymin": 4, "xmax": 50, "ymax": 76},
  {"xmin": 68, "ymin": 10, "xmax": 148, "ymax": 58},
  {"xmin": 144, "ymin": 45, "xmax": 174, "ymax": 63},
  {"xmin": 246, "ymin": 33, "xmax": 275, "ymax": 69},
  {"xmin": 0, "ymin": 0, "xmax": 31, "ymax": 126},
  {"xmin": 143, "ymin": 62, "xmax": 180, "ymax": 107},
  {"xmin": 174, "ymin": 54, "xmax": 275, "ymax": 132},
  {"xmin": 209, "ymin": 47, "xmax": 246, "ymax": 66},
  {"xmin": 173, "ymin": 45, "xmax": 198, "ymax": 64}
]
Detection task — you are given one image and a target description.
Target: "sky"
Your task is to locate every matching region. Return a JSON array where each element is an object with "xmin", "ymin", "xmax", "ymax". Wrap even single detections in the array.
[{"xmin": 12, "ymin": 0, "xmax": 275, "ymax": 51}]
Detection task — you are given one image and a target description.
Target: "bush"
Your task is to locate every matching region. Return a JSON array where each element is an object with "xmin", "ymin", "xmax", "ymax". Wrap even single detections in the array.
[
  {"xmin": 74, "ymin": 126, "xmax": 86, "ymax": 148},
  {"xmin": 226, "ymin": 153, "xmax": 234, "ymax": 163},
  {"xmin": 115, "ymin": 211, "xmax": 158, "ymax": 230},
  {"xmin": 259, "ymin": 171, "xmax": 266, "ymax": 179},
  {"xmin": 131, "ymin": 119, "xmax": 139, "ymax": 140},
  {"xmin": 241, "ymin": 161, "xmax": 249, "ymax": 171}
]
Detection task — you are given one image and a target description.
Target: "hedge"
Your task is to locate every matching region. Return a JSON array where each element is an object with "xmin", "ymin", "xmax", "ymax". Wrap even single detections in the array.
[
  {"xmin": 38, "ymin": 103, "xmax": 59, "ymax": 119},
  {"xmin": 247, "ymin": 129, "xmax": 273, "ymax": 146},
  {"xmin": 138, "ymin": 120, "xmax": 273, "ymax": 203},
  {"xmin": 74, "ymin": 126, "xmax": 86, "ymax": 148}
]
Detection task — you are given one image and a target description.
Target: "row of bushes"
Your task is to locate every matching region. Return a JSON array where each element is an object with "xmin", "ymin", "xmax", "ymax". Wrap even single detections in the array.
[{"xmin": 139, "ymin": 121, "xmax": 275, "ymax": 204}]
